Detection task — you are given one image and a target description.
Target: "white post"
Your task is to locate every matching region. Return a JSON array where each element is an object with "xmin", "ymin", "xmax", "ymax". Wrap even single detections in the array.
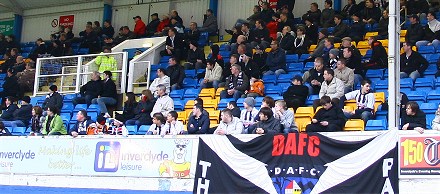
[
  {"xmin": 33, "ymin": 58, "xmax": 42, "ymax": 97},
  {"xmin": 76, "ymin": 56, "xmax": 83, "ymax": 94},
  {"xmin": 121, "ymin": 52, "xmax": 128, "ymax": 93},
  {"xmin": 388, "ymin": 0, "xmax": 401, "ymax": 130}
]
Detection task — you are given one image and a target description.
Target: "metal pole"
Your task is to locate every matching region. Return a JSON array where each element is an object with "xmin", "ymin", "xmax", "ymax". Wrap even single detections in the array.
[{"xmin": 388, "ymin": 0, "xmax": 401, "ymax": 130}]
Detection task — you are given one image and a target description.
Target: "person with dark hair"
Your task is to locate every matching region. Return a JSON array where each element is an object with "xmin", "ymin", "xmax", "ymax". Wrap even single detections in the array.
[
  {"xmin": 364, "ymin": 36, "xmax": 387, "ymax": 69},
  {"xmin": 151, "ymin": 84, "xmax": 174, "ymax": 117},
  {"xmin": 17, "ymin": 61, "xmax": 36, "ymax": 95},
  {"xmin": 92, "ymin": 21, "xmax": 102, "ymax": 35},
  {"xmin": 253, "ymin": 107, "xmax": 281, "ymax": 134},
  {"xmin": 166, "ymin": 57, "xmax": 185, "ymax": 90},
  {"xmin": 402, "ymin": 101, "xmax": 426, "ymax": 134},
  {"xmin": 215, "ymin": 109, "xmax": 243, "ymax": 135},
  {"xmin": 200, "ymin": 9, "xmax": 218, "ymax": 33},
  {"xmin": 220, "ymin": 64, "xmax": 250, "ymax": 101},
  {"xmin": 360, "ymin": 0, "xmax": 381, "ymax": 24},
  {"xmin": 306, "ymin": 96, "xmax": 346, "ymax": 132},
  {"xmin": 377, "ymin": 9, "xmax": 389, "ymax": 39},
  {"xmin": 91, "ymin": 71, "xmax": 117, "ymax": 118},
  {"xmin": 30, "ymin": 38, "xmax": 47, "ymax": 59},
  {"xmin": 147, "ymin": 112, "xmax": 166, "ymax": 135},
  {"xmin": 162, "ymin": 110, "xmax": 184, "ymax": 135},
  {"xmin": 0, "ymin": 68, "xmax": 19, "ymax": 102},
  {"xmin": 342, "ymin": 46, "xmax": 363, "ymax": 85},
  {"xmin": 0, "ymin": 121, "xmax": 11, "ymax": 136},
  {"xmin": 246, "ymin": 5, "xmax": 262, "ymax": 27},
  {"xmin": 303, "ymin": 57, "xmax": 325, "ymax": 95},
  {"xmin": 291, "ymin": 26, "xmax": 310, "ymax": 55},
  {"xmin": 226, "ymin": 101, "xmax": 241, "ymax": 118},
  {"xmin": 42, "ymin": 105, "xmax": 66, "ymax": 135},
  {"xmin": 406, "ymin": 14, "xmax": 425, "ymax": 45},
  {"xmin": 115, "ymin": 92, "xmax": 138, "ymax": 123},
  {"xmin": 416, "ymin": 11, "xmax": 440, "ymax": 48},
  {"xmin": 304, "ymin": 17, "xmax": 318, "ymax": 45},
  {"xmin": 400, "ymin": 41, "xmax": 429, "ymax": 81},
  {"xmin": 73, "ymin": 71, "xmax": 102, "ymax": 106},
  {"xmin": 267, "ymin": 13, "xmax": 279, "ymax": 40},
  {"xmin": 69, "ymin": 110, "xmax": 94, "ymax": 137},
  {"xmin": 334, "ymin": 58, "xmax": 355, "ymax": 93},
  {"xmin": 0, "ymin": 96, "xmax": 18, "ymax": 121},
  {"xmin": 260, "ymin": 2, "xmax": 275, "ymax": 23},
  {"xmin": 184, "ymin": 22, "xmax": 200, "ymax": 45},
  {"xmin": 146, "ymin": 13, "xmax": 161, "ymax": 37},
  {"xmin": 149, "ymin": 68, "xmax": 170, "ymax": 97},
  {"xmin": 302, "ymin": 3, "xmax": 321, "ymax": 25},
  {"xmin": 277, "ymin": 13, "xmax": 295, "ymax": 33},
  {"xmin": 4, "ymin": 35, "xmax": 20, "ymax": 54},
  {"xmin": 185, "ymin": 41, "xmax": 206, "ymax": 70},
  {"xmin": 277, "ymin": 26, "xmax": 295, "ymax": 53},
  {"xmin": 321, "ymin": 0, "xmax": 335, "ymax": 28},
  {"xmin": 332, "ymin": 15, "xmax": 349, "ymax": 43},
  {"xmin": 132, "ymin": 16, "xmax": 146, "ymax": 38},
  {"xmin": 78, "ymin": 25, "xmax": 99, "ymax": 53},
  {"xmin": 341, "ymin": 0, "xmax": 358, "ymax": 19},
  {"xmin": 250, "ymin": 20, "xmax": 271, "ymax": 49},
  {"xmin": 160, "ymin": 28, "xmax": 184, "ymax": 61},
  {"xmin": 208, "ymin": 44, "xmax": 224, "ymax": 67},
  {"xmin": 187, "ymin": 104, "xmax": 210, "ymax": 134},
  {"xmin": 341, "ymin": 79, "xmax": 375, "ymax": 124},
  {"xmin": 348, "ymin": 13, "xmax": 365, "ymax": 43},
  {"xmin": 264, "ymin": 40, "xmax": 286, "ymax": 76},
  {"xmin": 126, "ymin": 90, "xmax": 155, "ymax": 127},
  {"xmin": 42, "ymin": 85, "xmax": 63, "ymax": 111},
  {"xmin": 283, "ymin": 75, "xmax": 309, "ymax": 111},
  {"xmin": 202, "ymin": 60, "xmax": 222, "ymax": 90},
  {"xmin": 313, "ymin": 68, "xmax": 345, "ymax": 110},
  {"xmin": 30, "ymin": 106, "xmax": 44, "ymax": 135},
  {"xmin": 252, "ymin": 45, "xmax": 268, "ymax": 73},
  {"xmin": 96, "ymin": 47, "xmax": 118, "ymax": 80},
  {"xmin": 102, "ymin": 20, "xmax": 115, "ymax": 38},
  {"xmin": 11, "ymin": 96, "xmax": 32, "ymax": 127},
  {"xmin": 274, "ymin": 100, "xmax": 298, "ymax": 133}
]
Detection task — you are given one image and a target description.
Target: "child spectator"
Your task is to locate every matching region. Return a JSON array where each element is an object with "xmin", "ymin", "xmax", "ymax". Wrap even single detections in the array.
[
  {"xmin": 246, "ymin": 77, "xmax": 264, "ymax": 97},
  {"xmin": 147, "ymin": 112, "xmax": 166, "ymax": 135},
  {"xmin": 30, "ymin": 106, "xmax": 44, "ymax": 136},
  {"xmin": 274, "ymin": 100, "xmax": 298, "ymax": 133},
  {"xmin": 162, "ymin": 111, "xmax": 185, "ymax": 135}
]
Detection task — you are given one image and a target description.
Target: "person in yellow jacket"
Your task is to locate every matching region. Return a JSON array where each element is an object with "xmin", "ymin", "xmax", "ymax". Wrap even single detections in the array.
[
  {"xmin": 95, "ymin": 46, "xmax": 118, "ymax": 81},
  {"xmin": 246, "ymin": 76, "xmax": 264, "ymax": 97}
]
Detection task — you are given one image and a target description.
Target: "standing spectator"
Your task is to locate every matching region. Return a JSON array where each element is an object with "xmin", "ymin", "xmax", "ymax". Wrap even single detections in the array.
[
  {"xmin": 332, "ymin": 15, "xmax": 349, "ymax": 43},
  {"xmin": 334, "ymin": 58, "xmax": 355, "ymax": 93},
  {"xmin": 215, "ymin": 109, "xmax": 243, "ymax": 135},
  {"xmin": 240, "ymin": 97, "xmax": 259, "ymax": 132},
  {"xmin": 364, "ymin": 36, "xmax": 387, "ymax": 69},
  {"xmin": 303, "ymin": 57, "xmax": 325, "ymax": 95},
  {"xmin": 226, "ymin": 101, "xmax": 241, "ymax": 118},
  {"xmin": 149, "ymin": 68, "xmax": 170, "ymax": 97},
  {"xmin": 146, "ymin": 113, "xmax": 166, "ymax": 135},
  {"xmin": 96, "ymin": 47, "xmax": 118, "ymax": 80},
  {"xmin": 0, "ymin": 122, "xmax": 11, "ymax": 136},
  {"xmin": 4, "ymin": 35, "xmax": 20, "ymax": 53},
  {"xmin": 170, "ymin": 10, "xmax": 183, "ymax": 25},
  {"xmin": 341, "ymin": 0, "xmax": 358, "ymax": 19},
  {"xmin": 400, "ymin": 41, "xmax": 429, "ymax": 81},
  {"xmin": 201, "ymin": 60, "xmax": 222, "ymax": 90},
  {"xmin": 406, "ymin": 14, "xmax": 425, "ymax": 45},
  {"xmin": 11, "ymin": 96, "xmax": 32, "ymax": 127},
  {"xmin": 42, "ymin": 85, "xmax": 63, "ymax": 111},
  {"xmin": 160, "ymin": 28, "xmax": 184, "ymax": 61},
  {"xmin": 431, "ymin": 104, "xmax": 440, "ymax": 131},
  {"xmin": 360, "ymin": 0, "xmax": 381, "ymax": 24},
  {"xmin": 133, "ymin": 16, "xmax": 146, "ymax": 38},
  {"xmin": 187, "ymin": 104, "xmax": 210, "ymax": 134},
  {"xmin": 304, "ymin": 17, "xmax": 319, "ymax": 45},
  {"xmin": 91, "ymin": 71, "xmax": 117, "ymax": 118},
  {"xmin": 185, "ymin": 41, "xmax": 205, "ymax": 70},
  {"xmin": 314, "ymin": 68, "xmax": 345, "ymax": 110},
  {"xmin": 306, "ymin": 96, "xmax": 347, "ymax": 132},
  {"xmin": 146, "ymin": 13, "xmax": 161, "ymax": 37},
  {"xmin": 416, "ymin": 11, "xmax": 440, "ymax": 48},
  {"xmin": 283, "ymin": 75, "xmax": 309, "ymax": 111},
  {"xmin": 341, "ymin": 79, "xmax": 375, "ymax": 124},
  {"xmin": 220, "ymin": 64, "xmax": 249, "ymax": 100},
  {"xmin": 69, "ymin": 110, "xmax": 94, "ymax": 137},
  {"xmin": 17, "ymin": 61, "xmax": 36, "ymax": 95},
  {"xmin": 162, "ymin": 111, "xmax": 184, "ymax": 135},
  {"xmin": 274, "ymin": 100, "xmax": 298, "ymax": 133},
  {"xmin": 73, "ymin": 71, "xmax": 102, "ymax": 106},
  {"xmin": 267, "ymin": 14, "xmax": 279, "ymax": 40},
  {"xmin": 127, "ymin": 90, "xmax": 155, "ymax": 127},
  {"xmin": 151, "ymin": 84, "xmax": 174, "ymax": 117},
  {"xmin": 251, "ymin": 20, "xmax": 271, "ymax": 49},
  {"xmin": 264, "ymin": 40, "xmax": 286, "ymax": 76},
  {"xmin": 102, "ymin": 20, "xmax": 115, "ymax": 38},
  {"xmin": 277, "ymin": 26, "xmax": 295, "ymax": 53},
  {"xmin": 30, "ymin": 106, "xmax": 44, "ymax": 135},
  {"xmin": 115, "ymin": 92, "xmax": 138, "ymax": 123},
  {"xmin": 246, "ymin": 77, "xmax": 264, "ymax": 97},
  {"xmin": 200, "ymin": 9, "xmax": 218, "ymax": 34},
  {"xmin": 260, "ymin": 2, "xmax": 275, "ymax": 23},
  {"xmin": 0, "ymin": 97, "xmax": 18, "ymax": 121},
  {"xmin": 348, "ymin": 13, "xmax": 365, "ymax": 43},
  {"xmin": 377, "ymin": 9, "xmax": 389, "ymax": 39},
  {"xmin": 292, "ymin": 26, "xmax": 310, "ymax": 55},
  {"xmin": 42, "ymin": 106, "xmax": 66, "ymax": 135},
  {"xmin": 166, "ymin": 57, "xmax": 185, "ymax": 90},
  {"xmin": 402, "ymin": 101, "xmax": 426, "ymax": 134},
  {"xmin": 302, "ymin": 3, "xmax": 321, "ymax": 25},
  {"xmin": 252, "ymin": 107, "xmax": 281, "ymax": 134},
  {"xmin": 320, "ymin": 0, "xmax": 335, "ymax": 28}
]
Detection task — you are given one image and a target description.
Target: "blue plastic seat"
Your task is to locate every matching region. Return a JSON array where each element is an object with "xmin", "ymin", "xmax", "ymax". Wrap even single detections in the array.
[
  {"xmin": 298, "ymin": 54, "xmax": 310, "ymax": 62},
  {"xmin": 277, "ymin": 74, "xmax": 294, "ymax": 83},
  {"xmin": 414, "ymin": 77, "xmax": 434, "ymax": 89},
  {"xmin": 285, "ymin": 54, "xmax": 299, "ymax": 63},
  {"xmin": 137, "ymin": 125, "xmax": 151, "ymax": 135},
  {"xmin": 87, "ymin": 104, "xmax": 100, "ymax": 114},
  {"xmin": 77, "ymin": 48, "xmax": 89, "ymax": 55},
  {"xmin": 170, "ymin": 89, "xmax": 185, "ymax": 99},
  {"xmin": 374, "ymin": 80, "xmax": 389, "ymax": 92},
  {"xmin": 185, "ymin": 70, "xmax": 197, "ymax": 78},
  {"xmin": 182, "ymin": 78, "xmax": 198, "ymax": 88},
  {"xmin": 286, "ymin": 63, "xmax": 303, "ymax": 72},
  {"xmin": 400, "ymin": 78, "xmax": 414, "ymax": 90},
  {"xmin": 420, "ymin": 103, "xmax": 438, "ymax": 114},
  {"xmin": 63, "ymin": 94, "xmax": 77, "ymax": 103},
  {"xmin": 427, "ymin": 90, "xmax": 440, "ymax": 104},
  {"xmin": 73, "ymin": 104, "xmax": 88, "ymax": 112},
  {"xmin": 217, "ymin": 99, "xmax": 229, "ymax": 109},
  {"xmin": 174, "ymin": 100, "xmax": 185, "ymax": 111},
  {"xmin": 365, "ymin": 120, "xmax": 387, "ymax": 131},
  {"xmin": 365, "ymin": 69, "xmax": 384, "ymax": 79},
  {"xmin": 424, "ymin": 65, "xmax": 437, "ymax": 76},
  {"xmin": 304, "ymin": 62, "xmax": 315, "ymax": 70},
  {"xmin": 306, "ymin": 95, "xmax": 319, "ymax": 106},
  {"xmin": 406, "ymin": 91, "xmax": 427, "ymax": 104},
  {"xmin": 418, "ymin": 45, "xmax": 436, "ymax": 54},
  {"xmin": 183, "ymin": 88, "xmax": 200, "ymax": 99},
  {"xmin": 262, "ymin": 74, "xmax": 277, "ymax": 85},
  {"xmin": 125, "ymin": 125, "xmax": 138, "ymax": 135},
  {"xmin": 61, "ymin": 103, "xmax": 74, "ymax": 113},
  {"xmin": 159, "ymin": 56, "xmax": 171, "ymax": 64},
  {"xmin": 12, "ymin": 127, "xmax": 27, "ymax": 136},
  {"xmin": 426, "ymin": 114, "xmax": 435, "ymax": 129},
  {"xmin": 428, "ymin": 54, "xmax": 440, "ymax": 64}
]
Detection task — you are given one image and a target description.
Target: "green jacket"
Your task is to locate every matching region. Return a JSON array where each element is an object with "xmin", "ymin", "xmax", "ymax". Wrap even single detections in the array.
[
  {"xmin": 95, "ymin": 52, "xmax": 118, "ymax": 80},
  {"xmin": 42, "ymin": 114, "xmax": 67, "ymax": 135}
]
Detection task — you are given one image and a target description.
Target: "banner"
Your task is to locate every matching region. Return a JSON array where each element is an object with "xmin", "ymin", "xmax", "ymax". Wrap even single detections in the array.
[
  {"xmin": 59, "ymin": 15, "xmax": 74, "ymax": 29},
  {"xmin": 400, "ymin": 135, "xmax": 440, "ymax": 178},
  {"xmin": 0, "ymin": 20, "xmax": 14, "ymax": 35},
  {"xmin": 193, "ymin": 131, "xmax": 399, "ymax": 194}
]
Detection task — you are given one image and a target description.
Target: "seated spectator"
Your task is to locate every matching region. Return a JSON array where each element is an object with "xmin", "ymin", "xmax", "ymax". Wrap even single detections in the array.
[
  {"xmin": 220, "ymin": 64, "xmax": 249, "ymax": 100},
  {"xmin": 91, "ymin": 71, "xmax": 117, "ymax": 118},
  {"xmin": 304, "ymin": 17, "xmax": 319, "ymax": 45},
  {"xmin": 305, "ymin": 29, "xmax": 327, "ymax": 63},
  {"xmin": 406, "ymin": 14, "xmax": 424, "ymax": 45},
  {"xmin": 170, "ymin": 10, "xmax": 183, "ymax": 25},
  {"xmin": 341, "ymin": 0, "xmax": 358, "ymax": 19},
  {"xmin": 79, "ymin": 25, "xmax": 99, "ymax": 53},
  {"xmin": 92, "ymin": 21, "xmax": 102, "ymax": 36},
  {"xmin": 73, "ymin": 71, "xmax": 102, "ymax": 106},
  {"xmin": 17, "ymin": 61, "xmax": 36, "ymax": 95},
  {"xmin": 331, "ymin": 15, "xmax": 349, "ymax": 42},
  {"xmin": 115, "ymin": 92, "xmax": 137, "ymax": 123},
  {"xmin": 52, "ymin": 26, "xmax": 64, "ymax": 40},
  {"xmin": 88, "ymin": 115, "xmax": 111, "ymax": 135},
  {"xmin": 133, "ymin": 16, "xmax": 146, "ymax": 38},
  {"xmin": 0, "ymin": 34, "xmax": 4, "ymax": 55},
  {"xmin": 155, "ymin": 15, "xmax": 171, "ymax": 36},
  {"xmin": 320, "ymin": 0, "xmax": 335, "ymax": 28},
  {"xmin": 219, "ymin": 54, "xmax": 237, "ymax": 85},
  {"xmin": 42, "ymin": 106, "xmax": 66, "ymax": 135},
  {"xmin": 246, "ymin": 5, "xmax": 262, "ymax": 27},
  {"xmin": 147, "ymin": 112, "xmax": 166, "ymax": 135},
  {"xmin": 291, "ymin": 26, "xmax": 310, "ymax": 55},
  {"xmin": 334, "ymin": 58, "xmax": 354, "ymax": 93},
  {"xmin": 359, "ymin": 0, "xmax": 381, "ymax": 24},
  {"xmin": 348, "ymin": 13, "xmax": 365, "ymax": 43},
  {"xmin": 102, "ymin": 20, "xmax": 115, "ymax": 38},
  {"xmin": 264, "ymin": 40, "xmax": 286, "ymax": 76},
  {"xmin": 30, "ymin": 106, "xmax": 44, "ymax": 135},
  {"xmin": 149, "ymin": 68, "xmax": 170, "ymax": 97},
  {"xmin": 277, "ymin": 26, "xmax": 295, "ymax": 53},
  {"xmin": 241, "ymin": 53, "xmax": 260, "ymax": 79},
  {"xmin": 260, "ymin": 2, "xmax": 275, "ymax": 23},
  {"xmin": 252, "ymin": 107, "xmax": 281, "ymax": 134},
  {"xmin": 406, "ymin": 0, "xmax": 429, "ymax": 17},
  {"xmin": 166, "ymin": 57, "xmax": 185, "ymax": 90},
  {"xmin": 225, "ymin": 26, "xmax": 243, "ymax": 45},
  {"xmin": 267, "ymin": 14, "xmax": 279, "ymax": 41},
  {"xmin": 342, "ymin": 46, "xmax": 363, "ymax": 85},
  {"xmin": 240, "ymin": 97, "xmax": 259, "ymax": 132},
  {"xmin": 42, "ymin": 85, "xmax": 63, "ymax": 111},
  {"xmin": 11, "ymin": 96, "xmax": 32, "ymax": 127},
  {"xmin": 400, "ymin": 41, "xmax": 429, "ymax": 81},
  {"xmin": 160, "ymin": 28, "xmax": 184, "ymax": 60},
  {"xmin": 96, "ymin": 47, "xmax": 118, "ymax": 80},
  {"xmin": 29, "ymin": 38, "xmax": 47, "ymax": 59},
  {"xmin": 0, "ymin": 121, "xmax": 11, "ymax": 136},
  {"xmin": 111, "ymin": 26, "xmax": 137, "ymax": 45},
  {"xmin": 127, "ymin": 90, "xmax": 155, "ymax": 126},
  {"xmin": 431, "ymin": 104, "xmax": 440, "ymax": 131},
  {"xmin": 416, "ymin": 11, "xmax": 440, "ymax": 48},
  {"xmin": 231, "ymin": 35, "xmax": 252, "ymax": 55},
  {"xmin": 339, "ymin": 37, "xmax": 362, "ymax": 60},
  {"xmin": 402, "ymin": 101, "xmax": 426, "ymax": 134},
  {"xmin": 306, "ymin": 96, "xmax": 346, "ymax": 132},
  {"xmin": 214, "ymin": 109, "xmax": 243, "ymax": 135},
  {"xmin": 200, "ymin": 9, "xmax": 218, "ymax": 33},
  {"xmin": 201, "ymin": 60, "xmax": 222, "ymax": 90},
  {"xmin": 4, "ymin": 36, "xmax": 20, "ymax": 54},
  {"xmin": 277, "ymin": 13, "xmax": 295, "ymax": 33},
  {"xmin": 283, "ymin": 75, "xmax": 309, "ymax": 111},
  {"xmin": 208, "ymin": 45, "xmax": 224, "ymax": 68},
  {"xmin": 252, "ymin": 46, "xmax": 268, "ymax": 73},
  {"xmin": 64, "ymin": 27, "xmax": 74, "ymax": 40},
  {"xmin": 187, "ymin": 104, "xmax": 210, "ymax": 134},
  {"xmin": 146, "ymin": 13, "xmax": 160, "ymax": 37},
  {"xmin": 187, "ymin": 98, "xmax": 210, "ymax": 119},
  {"xmin": 246, "ymin": 77, "xmax": 264, "ymax": 97},
  {"xmin": 226, "ymin": 101, "xmax": 241, "ymax": 118},
  {"xmin": 240, "ymin": 23, "xmax": 254, "ymax": 45},
  {"xmin": 250, "ymin": 20, "xmax": 271, "ymax": 49},
  {"xmin": 49, "ymin": 40, "xmax": 63, "ymax": 57},
  {"xmin": 162, "ymin": 111, "xmax": 184, "ymax": 135},
  {"xmin": 0, "ymin": 96, "xmax": 18, "ymax": 121},
  {"xmin": 1, "ymin": 49, "xmax": 18, "ymax": 73},
  {"xmin": 274, "ymin": 100, "xmax": 298, "ymax": 133},
  {"xmin": 327, "ymin": 49, "xmax": 339, "ymax": 69},
  {"xmin": 364, "ymin": 36, "xmax": 387, "ymax": 69},
  {"xmin": 151, "ymin": 84, "xmax": 174, "ymax": 117},
  {"xmin": 302, "ymin": 2, "xmax": 321, "ymax": 25},
  {"xmin": 322, "ymin": 38, "xmax": 335, "ymax": 63},
  {"xmin": 168, "ymin": 18, "xmax": 185, "ymax": 34},
  {"xmin": 184, "ymin": 22, "xmax": 200, "ymax": 45},
  {"xmin": 313, "ymin": 68, "xmax": 344, "ymax": 110},
  {"xmin": 69, "ymin": 110, "xmax": 94, "ymax": 137},
  {"xmin": 341, "ymin": 79, "xmax": 375, "ymax": 124},
  {"xmin": 377, "ymin": 10, "xmax": 389, "ymax": 39},
  {"xmin": 184, "ymin": 41, "xmax": 205, "ymax": 70},
  {"xmin": 303, "ymin": 57, "xmax": 325, "ymax": 95}
]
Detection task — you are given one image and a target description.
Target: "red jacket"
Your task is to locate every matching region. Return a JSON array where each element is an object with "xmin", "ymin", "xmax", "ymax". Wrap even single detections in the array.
[
  {"xmin": 134, "ymin": 20, "xmax": 146, "ymax": 36},
  {"xmin": 157, "ymin": 19, "xmax": 170, "ymax": 32},
  {"xmin": 266, "ymin": 21, "xmax": 278, "ymax": 41}
]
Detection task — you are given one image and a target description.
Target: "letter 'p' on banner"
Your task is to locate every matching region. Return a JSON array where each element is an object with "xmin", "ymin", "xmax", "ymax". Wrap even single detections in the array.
[{"xmin": 59, "ymin": 15, "xmax": 75, "ymax": 29}]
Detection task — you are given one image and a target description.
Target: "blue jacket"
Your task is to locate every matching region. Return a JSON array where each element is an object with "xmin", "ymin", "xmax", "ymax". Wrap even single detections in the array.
[
  {"xmin": 69, "ymin": 118, "xmax": 94, "ymax": 135},
  {"xmin": 266, "ymin": 48, "xmax": 286, "ymax": 72},
  {"xmin": 1, "ymin": 104, "xmax": 18, "ymax": 121},
  {"xmin": 187, "ymin": 112, "xmax": 210, "ymax": 134}
]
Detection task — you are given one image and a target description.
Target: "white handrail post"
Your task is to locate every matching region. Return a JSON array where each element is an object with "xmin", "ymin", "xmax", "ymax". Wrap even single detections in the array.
[
  {"xmin": 76, "ymin": 56, "xmax": 83, "ymax": 94},
  {"xmin": 388, "ymin": 0, "xmax": 401, "ymax": 130}
]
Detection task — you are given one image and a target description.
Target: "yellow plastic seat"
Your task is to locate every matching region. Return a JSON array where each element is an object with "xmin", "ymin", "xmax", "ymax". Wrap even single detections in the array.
[
  {"xmin": 199, "ymin": 88, "xmax": 215, "ymax": 98},
  {"xmin": 208, "ymin": 110, "xmax": 220, "ymax": 124},
  {"xmin": 334, "ymin": 43, "xmax": 341, "ymax": 48},
  {"xmin": 295, "ymin": 117, "xmax": 312, "ymax": 132},
  {"xmin": 185, "ymin": 100, "xmax": 195, "ymax": 110},
  {"xmin": 210, "ymin": 123, "xmax": 219, "ymax": 129},
  {"xmin": 177, "ymin": 111, "xmax": 187, "ymax": 124},
  {"xmin": 357, "ymin": 41, "xmax": 370, "ymax": 49},
  {"xmin": 344, "ymin": 99, "xmax": 357, "ymax": 111},
  {"xmin": 294, "ymin": 107, "xmax": 315, "ymax": 118},
  {"xmin": 344, "ymin": 106, "xmax": 354, "ymax": 112},
  {"xmin": 364, "ymin": 32, "xmax": 378, "ymax": 40},
  {"xmin": 308, "ymin": 45, "xmax": 317, "ymax": 53},
  {"xmin": 215, "ymin": 88, "xmax": 225, "ymax": 98},
  {"xmin": 400, "ymin": 30, "xmax": 407, "ymax": 37},
  {"xmin": 204, "ymin": 99, "xmax": 219, "ymax": 110},
  {"xmin": 374, "ymin": 92, "xmax": 385, "ymax": 103},
  {"xmin": 344, "ymin": 119, "xmax": 365, "ymax": 131},
  {"xmin": 359, "ymin": 49, "xmax": 369, "ymax": 56}
]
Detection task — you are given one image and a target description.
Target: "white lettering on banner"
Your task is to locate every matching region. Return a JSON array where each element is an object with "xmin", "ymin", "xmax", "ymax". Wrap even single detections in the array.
[
  {"xmin": 197, "ymin": 160, "xmax": 211, "ymax": 194},
  {"xmin": 381, "ymin": 158, "xmax": 394, "ymax": 194}
]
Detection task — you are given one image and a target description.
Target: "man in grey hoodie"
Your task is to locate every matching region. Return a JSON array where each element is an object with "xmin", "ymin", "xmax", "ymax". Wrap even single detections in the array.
[{"xmin": 214, "ymin": 109, "xmax": 243, "ymax": 135}]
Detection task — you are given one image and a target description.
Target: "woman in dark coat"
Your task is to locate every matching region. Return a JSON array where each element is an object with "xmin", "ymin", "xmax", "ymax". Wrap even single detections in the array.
[
  {"xmin": 125, "ymin": 90, "xmax": 155, "ymax": 127},
  {"xmin": 115, "ymin": 92, "xmax": 138, "ymax": 123}
]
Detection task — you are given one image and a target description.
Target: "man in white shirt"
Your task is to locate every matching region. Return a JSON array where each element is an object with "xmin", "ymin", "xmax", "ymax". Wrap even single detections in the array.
[
  {"xmin": 215, "ymin": 109, "xmax": 244, "ymax": 135},
  {"xmin": 341, "ymin": 79, "xmax": 375, "ymax": 124},
  {"xmin": 151, "ymin": 84, "xmax": 174, "ymax": 117},
  {"xmin": 149, "ymin": 68, "xmax": 170, "ymax": 97}
]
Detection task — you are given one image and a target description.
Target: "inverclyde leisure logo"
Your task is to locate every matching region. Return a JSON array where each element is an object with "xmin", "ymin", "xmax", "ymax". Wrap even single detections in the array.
[{"xmin": 94, "ymin": 141, "xmax": 121, "ymax": 172}]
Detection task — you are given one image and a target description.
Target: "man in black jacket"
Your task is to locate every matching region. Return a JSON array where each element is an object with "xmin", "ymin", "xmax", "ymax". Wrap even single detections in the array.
[
  {"xmin": 402, "ymin": 101, "xmax": 426, "ymax": 134},
  {"xmin": 406, "ymin": 14, "xmax": 425, "ymax": 45},
  {"xmin": 73, "ymin": 71, "xmax": 103, "ymax": 106},
  {"xmin": 12, "ymin": 96, "xmax": 32, "ymax": 127},
  {"xmin": 160, "ymin": 28, "xmax": 184, "ymax": 61},
  {"xmin": 303, "ymin": 57, "xmax": 325, "ymax": 95},
  {"xmin": 283, "ymin": 76, "xmax": 309, "ymax": 111},
  {"xmin": 277, "ymin": 26, "xmax": 295, "ymax": 53},
  {"xmin": 146, "ymin": 13, "xmax": 161, "ymax": 37},
  {"xmin": 259, "ymin": 2, "xmax": 275, "ymax": 23},
  {"xmin": 167, "ymin": 57, "xmax": 185, "ymax": 90},
  {"xmin": 331, "ymin": 15, "xmax": 349, "ymax": 43},
  {"xmin": 400, "ymin": 41, "xmax": 429, "ymax": 81},
  {"xmin": 42, "ymin": 85, "xmax": 63, "ymax": 111},
  {"xmin": 250, "ymin": 20, "xmax": 271, "ymax": 49},
  {"xmin": 0, "ymin": 96, "xmax": 18, "ymax": 121},
  {"xmin": 306, "ymin": 96, "xmax": 347, "ymax": 132},
  {"xmin": 0, "ymin": 68, "xmax": 19, "ymax": 103},
  {"xmin": 184, "ymin": 41, "xmax": 205, "ymax": 70},
  {"xmin": 91, "ymin": 71, "xmax": 117, "ymax": 118}
]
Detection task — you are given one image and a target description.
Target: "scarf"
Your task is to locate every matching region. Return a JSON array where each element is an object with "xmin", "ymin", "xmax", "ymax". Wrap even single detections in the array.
[
  {"xmin": 428, "ymin": 19, "xmax": 440, "ymax": 33},
  {"xmin": 294, "ymin": 35, "xmax": 305, "ymax": 48},
  {"xmin": 228, "ymin": 72, "xmax": 244, "ymax": 89}
]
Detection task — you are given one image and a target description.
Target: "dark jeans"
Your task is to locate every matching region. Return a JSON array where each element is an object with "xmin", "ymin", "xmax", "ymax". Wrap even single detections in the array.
[
  {"xmin": 72, "ymin": 95, "xmax": 95, "ymax": 106},
  {"xmin": 306, "ymin": 123, "xmax": 342, "ymax": 132},
  {"xmin": 220, "ymin": 90, "xmax": 244, "ymax": 101},
  {"xmin": 125, "ymin": 119, "xmax": 150, "ymax": 127}
]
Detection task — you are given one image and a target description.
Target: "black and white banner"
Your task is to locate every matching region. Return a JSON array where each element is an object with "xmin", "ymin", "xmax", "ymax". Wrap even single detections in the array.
[{"xmin": 193, "ymin": 130, "xmax": 399, "ymax": 194}]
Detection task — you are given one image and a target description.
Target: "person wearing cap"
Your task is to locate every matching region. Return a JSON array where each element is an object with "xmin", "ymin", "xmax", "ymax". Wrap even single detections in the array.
[
  {"xmin": 69, "ymin": 110, "xmax": 94, "ymax": 137},
  {"xmin": 264, "ymin": 40, "xmax": 286, "ymax": 76},
  {"xmin": 42, "ymin": 105, "xmax": 66, "ymax": 135},
  {"xmin": 42, "ymin": 85, "xmax": 63, "ymax": 111},
  {"xmin": 160, "ymin": 28, "xmax": 184, "ymax": 61},
  {"xmin": 302, "ymin": 2, "xmax": 321, "ymax": 26},
  {"xmin": 359, "ymin": 0, "xmax": 381, "ymax": 24},
  {"xmin": 334, "ymin": 58, "xmax": 354, "ymax": 93},
  {"xmin": 92, "ymin": 71, "xmax": 117, "ymax": 118},
  {"xmin": 400, "ymin": 41, "xmax": 429, "ymax": 81},
  {"xmin": 10, "ymin": 96, "xmax": 32, "ymax": 127},
  {"xmin": 202, "ymin": 60, "xmax": 222, "ymax": 90},
  {"xmin": 277, "ymin": 26, "xmax": 295, "ymax": 53},
  {"xmin": 185, "ymin": 41, "xmax": 205, "ymax": 70},
  {"xmin": 199, "ymin": 9, "xmax": 218, "ymax": 34},
  {"xmin": 146, "ymin": 13, "xmax": 161, "ymax": 37},
  {"xmin": 283, "ymin": 75, "xmax": 309, "ymax": 111},
  {"xmin": 416, "ymin": 11, "xmax": 440, "ymax": 48},
  {"xmin": 214, "ymin": 109, "xmax": 243, "ymax": 135},
  {"xmin": 274, "ymin": 100, "xmax": 298, "ymax": 133},
  {"xmin": 306, "ymin": 96, "xmax": 346, "ymax": 132},
  {"xmin": 339, "ymin": 36, "xmax": 362, "ymax": 60},
  {"xmin": 0, "ymin": 96, "xmax": 18, "ymax": 121},
  {"xmin": 331, "ymin": 15, "xmax": 349, "ymax": 43},
  {"xmin": 327, "ymin": 48, "xmax": 339, "ymax": 69},
  {"xmin": 406, "ymin": 14, "xmax": 424, "ymax": 45},
  {"xmin": 133, "ymin": 16, "xmax": 146, "ymax": 38},
  {"xmin": 240, "ymin": 97, "xmax": 259, "ymax": 133},
  {"xmin": 320, "ymin": 0, "xmax": 335, "ymax": 28},
  {"xmin": 348, "ymin": 13, "xmax": 365, "ymax": 43}
]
